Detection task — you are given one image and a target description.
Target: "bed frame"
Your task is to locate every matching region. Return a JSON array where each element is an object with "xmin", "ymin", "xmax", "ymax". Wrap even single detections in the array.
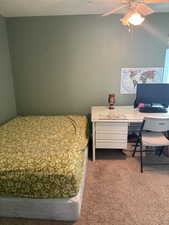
[{"xmin": 0, "ymin": 147, "xmax": 88, "ymax": 221}]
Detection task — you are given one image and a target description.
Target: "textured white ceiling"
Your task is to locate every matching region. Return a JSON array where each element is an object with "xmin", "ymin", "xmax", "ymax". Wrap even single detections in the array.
[{"xmin": 0, "ymin": 0, "xmax": 168, "ymax": 17}]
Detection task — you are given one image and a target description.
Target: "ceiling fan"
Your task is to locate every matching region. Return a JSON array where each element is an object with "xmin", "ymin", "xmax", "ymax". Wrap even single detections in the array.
[{"xmin": 102, "ymin": 0, "xmax": 169, "ymax": 26}]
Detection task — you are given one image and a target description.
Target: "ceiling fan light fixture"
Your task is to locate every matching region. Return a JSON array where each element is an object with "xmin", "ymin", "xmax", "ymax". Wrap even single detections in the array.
[{"xmin": 128, "ymin": 12, "xmax": 145, "ymax": 26}]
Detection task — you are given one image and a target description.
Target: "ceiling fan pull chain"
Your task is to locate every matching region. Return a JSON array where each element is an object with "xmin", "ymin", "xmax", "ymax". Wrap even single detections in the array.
[{"xmin": 128, "ymin": 24, "xmax": 131, "ymax": 32}]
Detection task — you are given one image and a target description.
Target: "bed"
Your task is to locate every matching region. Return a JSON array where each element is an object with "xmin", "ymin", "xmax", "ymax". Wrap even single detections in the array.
[{"xmin": 0, "ymin": 115, "xmax": 88, "ymax": 221}]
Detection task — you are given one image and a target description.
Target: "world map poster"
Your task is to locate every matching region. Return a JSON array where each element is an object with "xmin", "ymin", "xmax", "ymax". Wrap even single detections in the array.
[{"xmin": 120, "ymin": 67, "xmax": 164, "ymax": 94}]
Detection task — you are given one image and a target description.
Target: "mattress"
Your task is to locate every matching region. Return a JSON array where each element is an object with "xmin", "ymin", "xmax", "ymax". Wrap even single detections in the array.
[
  {"xmin": 0, "ymin": 115, "xmax": 88, "ymax": 199},
  {"xmin": 0, "ymin": 147, "xmax": 88, "ymax": 221}
]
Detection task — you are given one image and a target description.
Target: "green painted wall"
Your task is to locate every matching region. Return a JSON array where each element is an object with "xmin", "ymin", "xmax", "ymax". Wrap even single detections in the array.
[
  {"xmin": 7, "ymin": 13, "xmax": 169, "ymax": 115},
  {"xmin": 0, "ymin": 17, "xmax": 16, "ymax": 124}
]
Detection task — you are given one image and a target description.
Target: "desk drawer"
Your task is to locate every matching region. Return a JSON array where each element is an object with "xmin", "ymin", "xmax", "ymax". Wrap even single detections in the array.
[
  {"xmin": 96, "ymin": 140, "xmax": 127, "ymax": 149},
  {"xmin": 96, "ymin": 132, "xmax": 127, "ymax": 140},
  {"xmin": 96, "ymin": 122, "xmax": 128, "ymax": 132}
]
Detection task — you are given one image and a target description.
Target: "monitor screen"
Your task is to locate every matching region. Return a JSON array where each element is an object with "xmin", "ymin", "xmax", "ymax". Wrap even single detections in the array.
[{"xmin": 134, "ymin": 83, "xmax": 169, "ymax": 108}]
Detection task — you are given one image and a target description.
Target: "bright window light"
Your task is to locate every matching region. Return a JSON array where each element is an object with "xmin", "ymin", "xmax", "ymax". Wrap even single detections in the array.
[
  {"xmin": 128, "ymin": 13, "xmax": 145, "ymax": 26},
  {"xmin": 163, "ymin": 49, "xmax": 169, "ymax": 83}
]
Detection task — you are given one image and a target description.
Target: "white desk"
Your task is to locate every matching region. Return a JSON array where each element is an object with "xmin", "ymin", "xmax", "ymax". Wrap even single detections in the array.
[{"xmin": 91, "ymin": 106, "xmax": 169, "ymax": 161}]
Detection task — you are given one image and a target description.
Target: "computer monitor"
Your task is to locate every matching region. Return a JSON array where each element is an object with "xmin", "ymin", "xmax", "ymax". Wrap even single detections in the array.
[{"xmin": 134, "ymin": 83, "xmax": 169, "ymax": 108}]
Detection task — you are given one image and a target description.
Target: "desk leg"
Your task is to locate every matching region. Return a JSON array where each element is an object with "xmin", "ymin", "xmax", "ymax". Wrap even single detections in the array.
[{"xmin": 92, "ymin": 122, "xmax": 96, "ymax": 161}]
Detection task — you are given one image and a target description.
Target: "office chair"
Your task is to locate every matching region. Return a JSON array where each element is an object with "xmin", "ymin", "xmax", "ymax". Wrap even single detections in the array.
[{"xmin": 132, "ymin": 117, "xmax": 169, "ymax": 173}]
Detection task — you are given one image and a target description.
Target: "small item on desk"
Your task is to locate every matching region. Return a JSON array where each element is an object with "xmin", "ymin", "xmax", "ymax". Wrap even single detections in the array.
[
  {"xmin": 108, "ymin": 94, "xmax": 115, "ymax": 109},
  {"xmin": 138, "ymin": 103, "xmax": 144, "ymax": 108},
  {"xmin": 138, "ymin": 103, "xmax": 168, "ymax": 113}
]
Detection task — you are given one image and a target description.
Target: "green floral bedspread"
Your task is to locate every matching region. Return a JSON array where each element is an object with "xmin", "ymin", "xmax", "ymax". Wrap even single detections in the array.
[{"xmin": 0, "ymin": 115, "xmax": 88, "ymax": 198}]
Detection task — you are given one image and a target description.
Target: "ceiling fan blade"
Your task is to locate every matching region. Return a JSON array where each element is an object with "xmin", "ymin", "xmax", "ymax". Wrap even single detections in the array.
[
  {"xmin": 102, "ymin": 4, "xmax": 127, "ymax": 16},
  {"xmin": 136, "ymin": 3, "xmax": 154, "ymax": 15},
  {"xmin": 144, "ymin": 0, "xmax": 169, "ymax": 3}
]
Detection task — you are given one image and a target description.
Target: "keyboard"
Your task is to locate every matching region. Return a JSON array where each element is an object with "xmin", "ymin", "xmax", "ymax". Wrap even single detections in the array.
[{"xmin": 139, "ymin": 107, "xmax": 168, "ymax": 113}]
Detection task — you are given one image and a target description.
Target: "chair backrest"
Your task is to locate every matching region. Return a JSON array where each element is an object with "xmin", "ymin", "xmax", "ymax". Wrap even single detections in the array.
[{"xmin": 143, "ymin": 117, "xmax": 169, "ymax": 132}]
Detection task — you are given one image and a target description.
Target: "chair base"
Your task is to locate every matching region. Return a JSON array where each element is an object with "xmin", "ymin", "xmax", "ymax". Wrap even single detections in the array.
[{"xmin": 132, "ymin": 146, "xmax": 166, "ymax": 173}]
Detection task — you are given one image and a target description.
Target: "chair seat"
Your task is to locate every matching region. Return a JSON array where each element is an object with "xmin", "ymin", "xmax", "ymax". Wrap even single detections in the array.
[{"xmin": 142, "ymin": 132, "xmax": 169, "ymax": 147}]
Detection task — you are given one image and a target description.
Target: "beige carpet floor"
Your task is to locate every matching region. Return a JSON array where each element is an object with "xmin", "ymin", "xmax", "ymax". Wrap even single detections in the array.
[{"xmin": 1, "ymin": 148, "xmax": 169, "ymax": 225}]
